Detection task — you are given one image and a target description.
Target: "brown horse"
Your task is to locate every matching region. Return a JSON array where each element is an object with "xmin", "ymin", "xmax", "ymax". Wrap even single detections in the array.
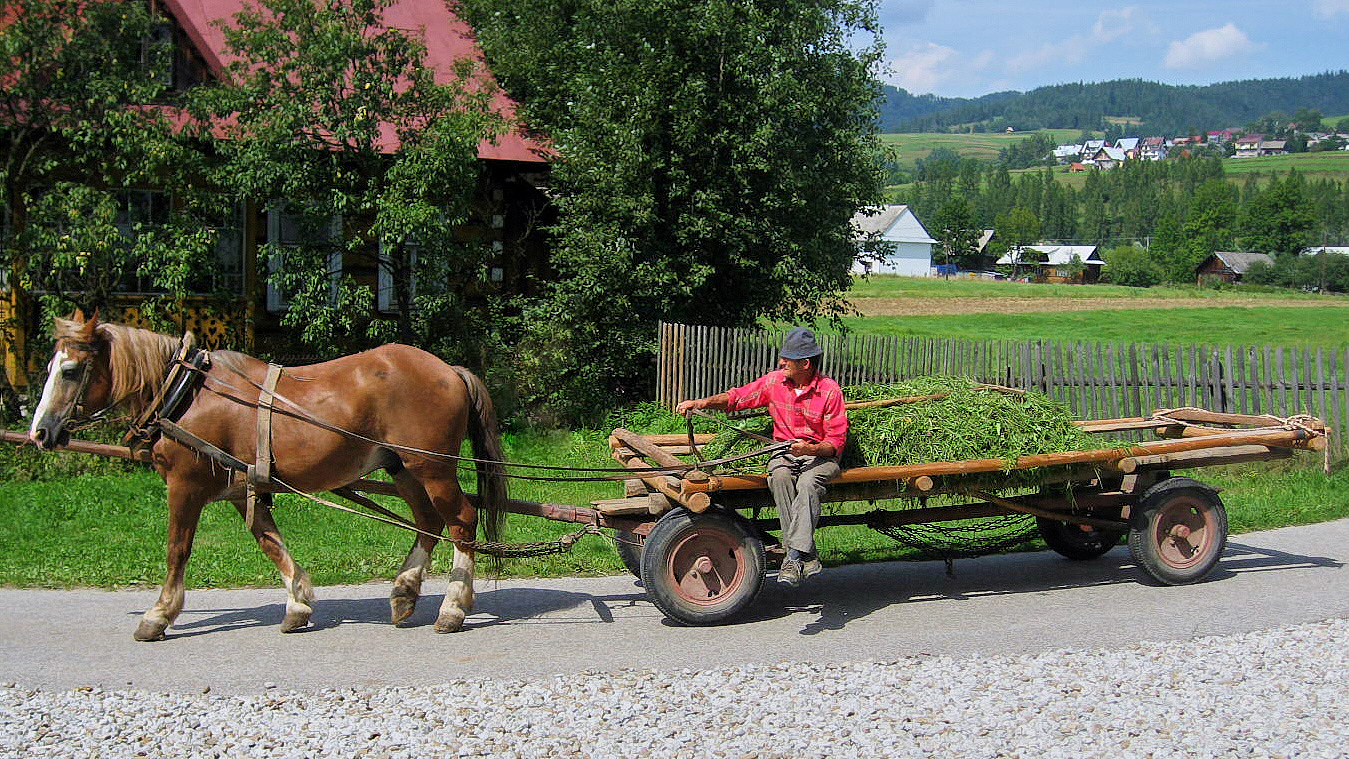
[{"xmin": 27, "ymin": 311, "xmax": 507, "ymax": 640}]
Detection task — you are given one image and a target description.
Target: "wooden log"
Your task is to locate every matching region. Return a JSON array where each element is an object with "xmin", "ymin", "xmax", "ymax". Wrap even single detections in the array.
[
  {"xmin": 1153, "ymin": 408, "xmax": 1324, "ymax": 429},
  {"xmin": 1116, "ymin": 444, "xmax": 1293, "ymax": 474},
  {"xmin": 609, "ymin": 432, "xmax": 717, "ymax": 448},
  {"xmin": 680, "ymin": 426, "xmax": 1323, "ymax": 494},
  {"xmin": 609, "ymin": 435, "xmax": 712, "ymax": 513}
]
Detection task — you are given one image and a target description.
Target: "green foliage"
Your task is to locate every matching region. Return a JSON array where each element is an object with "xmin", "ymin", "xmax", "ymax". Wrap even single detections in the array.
[
  {"xmin": 1238, "ymin": 171, "xmax": 1318, "ymax": 256},
  {"xmin": 1099, "ymin": 244, "xmax": 1163, "ymax": 287},
  {"xmin": 0, "ymin": 0, "xmax": 207, "ymax": 320},
  {"xmin": 184, "ymin": 0, "xmax": 506, "ymax": 363},
  {"xmin": 464, "ymin": 0, "xmax": 887, "ymax": 423}
]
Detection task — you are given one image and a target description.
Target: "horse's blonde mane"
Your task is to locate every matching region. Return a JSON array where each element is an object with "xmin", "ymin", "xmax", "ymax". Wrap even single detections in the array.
[{"xmin": 55, "ymin": 318, "xmax": 186, "ymax": 415}]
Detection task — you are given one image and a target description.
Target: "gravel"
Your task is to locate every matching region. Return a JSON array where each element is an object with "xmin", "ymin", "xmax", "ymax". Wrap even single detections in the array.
[{"xmin": 3, "ymin": 617, "xmax": 1346, "ymax": 759}]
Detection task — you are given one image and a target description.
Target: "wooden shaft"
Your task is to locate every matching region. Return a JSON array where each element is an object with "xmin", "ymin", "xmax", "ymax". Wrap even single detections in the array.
[{"xmin": 1, "ymin": 430, "xmax": 153, "ymax": 463}]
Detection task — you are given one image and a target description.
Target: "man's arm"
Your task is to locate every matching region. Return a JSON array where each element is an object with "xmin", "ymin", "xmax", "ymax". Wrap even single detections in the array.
[{"xmin": 675, "ymin": 392, "xmax": 730, "ymax": 415}]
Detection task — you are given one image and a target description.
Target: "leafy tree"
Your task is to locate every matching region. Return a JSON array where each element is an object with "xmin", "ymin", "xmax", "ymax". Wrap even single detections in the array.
[
  {"xmin": 994, "ymin": 205, "xmax": 1041, "ymax": 278},
  {"xmin": 0, "ymin": 0, "xmax": 200, "ymax": 318},
  {"xmin": 184, "ymin": 0, "xmax": 507, "ymax": 364},
  {"xmin": 931, "ymin": 197, "xmax": 981, "ymax": 272},
  {"xmin": 1181, "ymin": 178, "xmax": 1239, "ymax": 273},
  {"xmin": 1100, "ymin": 244, "xmax": 1162, "ymax": 287},
  {"xmin": 465, "ymin": 0, "xmax": 886, "ymax": 421},
  {"xmin": 1238, "ymin": 171, "xmax": 1317, "ymax": 257}
]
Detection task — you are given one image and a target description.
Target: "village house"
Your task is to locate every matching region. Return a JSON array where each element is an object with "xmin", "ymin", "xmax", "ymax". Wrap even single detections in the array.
[
  {"xmin": 851, "ymin": 205, "xmax": 938, "ymax": 277},
  {"xmin": 1, "ymin": 0, "xmax": 552, "ymax": 386},
  {"xmin": 1195, "ymin": 251, "xmax": 1274, "ymax": 285},
  {"xmin": 995, "ymin": 244, "xmax": 1103, "ymax": 284}
]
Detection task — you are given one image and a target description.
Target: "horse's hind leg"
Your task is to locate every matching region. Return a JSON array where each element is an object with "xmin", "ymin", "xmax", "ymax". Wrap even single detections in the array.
[
  {"xmin": 230, "ymin": 493, "xmax": 315, "ymax": 632},
  {"xmin": 389, "ymin": 469, "xmax": 445, "ymax": 625},
  {"xmin": 425, "ymin": 480, "xmax": 478, "ymax": 634}
]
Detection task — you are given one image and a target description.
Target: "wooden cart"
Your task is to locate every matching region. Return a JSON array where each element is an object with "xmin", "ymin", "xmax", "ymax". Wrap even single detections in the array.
[{"xmin": 591, "ymin": 408, "xmax": 1328, "ymax": 626}]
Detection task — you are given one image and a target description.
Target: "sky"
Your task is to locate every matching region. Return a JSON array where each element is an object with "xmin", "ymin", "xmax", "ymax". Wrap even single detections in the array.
[{"xmin": 878, "ymin": 0, "xmax": 1349, "ymax": 99}]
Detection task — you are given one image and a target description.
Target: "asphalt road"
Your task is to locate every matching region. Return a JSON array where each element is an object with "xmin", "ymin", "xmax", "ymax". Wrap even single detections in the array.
[{"xmin": 3, "ymin": 518, "xmax": 1348, "ymax": 695}]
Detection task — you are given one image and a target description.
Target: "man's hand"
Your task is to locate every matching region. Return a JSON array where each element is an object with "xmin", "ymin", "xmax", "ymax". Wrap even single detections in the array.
[
  {"xmin": 788, "ymin": 439, "xmax": 836, "ymax": 457},
  {"xmin": 675, "ymin": 398, "xmax": 702, "ymax": 415}
]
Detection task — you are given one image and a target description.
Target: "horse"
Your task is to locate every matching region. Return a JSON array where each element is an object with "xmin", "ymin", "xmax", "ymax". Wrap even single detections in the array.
[{"xmin": 27, "ymin": 310, "xmax": 508, "ymax": 640}]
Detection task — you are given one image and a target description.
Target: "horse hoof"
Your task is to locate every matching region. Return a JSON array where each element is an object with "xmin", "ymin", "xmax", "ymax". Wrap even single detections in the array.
[
  {"xmin": 281, "ymin": 610, "xmax": 312, "ymax": 632},
  {"xmin": 390, "ymin": 595, "xmax": 417, "ymax": 626},
  {"xmin": 434, "ymin": 608, "xmax": 466, "ymax": 633},
  {"xmin": 134, "ymin": 620, "xmax": 167, "ymax": 642}
]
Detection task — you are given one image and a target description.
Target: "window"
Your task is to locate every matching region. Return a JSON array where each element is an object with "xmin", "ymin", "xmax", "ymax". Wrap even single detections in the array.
[
  {"xmin": 266, "ymin": 205, "xmax": 342, "ymax": 313},
  {"xmin": 377, "ymin": 240, "xmax": 419, "ymax": 313}
]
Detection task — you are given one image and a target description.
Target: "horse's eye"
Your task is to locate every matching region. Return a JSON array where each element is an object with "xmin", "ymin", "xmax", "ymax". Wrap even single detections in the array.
[{"xmin": 61, "ymin": 365, "xmax": 83, "ymax": 380}]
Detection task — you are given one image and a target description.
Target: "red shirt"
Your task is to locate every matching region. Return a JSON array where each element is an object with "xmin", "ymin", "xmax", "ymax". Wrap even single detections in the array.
[{"xmin": 726, "ymin": 370, "xmax": 848, "ymax": 454}]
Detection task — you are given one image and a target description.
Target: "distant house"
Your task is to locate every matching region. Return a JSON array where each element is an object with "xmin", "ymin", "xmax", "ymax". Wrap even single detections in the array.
[
  {"xmin": 1086, "ymin": 146, "xmax": 1127, "ymax": 170},
  {"xmin": 1232, "ymin": 134, "xmax": 1286, "ymax": 158},
  {"xmin": 1302, "ymin": 246, "xmax": 1349, "ymax": 257},
  {"xmin": 995, "ymin": 244, "xmax": 1103, "ymax": 284},
  {"xmin": 1139, "ymin": 136, "xmax": 1169, "ymax": 161},
  {"xmin": 1115, "ymin": 137, "xmax": 1140, "ymax": 158},
  {"xmin": 1053, "ymin": 144, "xmax": 1083, "ymax": 163},
  {"xmin": 852, "ymin": 205, "xmax": 938, "ymax": 276},
  {"xmin": 1196, "ymin": 251, "xmax": 1274, "ymax": 284}
]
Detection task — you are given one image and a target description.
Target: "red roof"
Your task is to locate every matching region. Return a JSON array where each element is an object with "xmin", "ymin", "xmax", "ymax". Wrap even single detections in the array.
[{"xmin": 161, "ymin": 0, "xmax": 547, "ymax": 163}]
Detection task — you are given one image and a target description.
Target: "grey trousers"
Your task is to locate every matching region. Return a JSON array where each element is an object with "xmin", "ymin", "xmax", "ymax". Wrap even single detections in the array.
[{"xmin": 767, "ymin": 451, "xmax": 841, "ymax": 556}]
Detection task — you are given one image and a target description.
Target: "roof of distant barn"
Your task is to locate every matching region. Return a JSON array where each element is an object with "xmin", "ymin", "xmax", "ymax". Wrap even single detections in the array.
[{"xmin": 162, "ymin": 0, "xmax": 548, "ymax": 163}]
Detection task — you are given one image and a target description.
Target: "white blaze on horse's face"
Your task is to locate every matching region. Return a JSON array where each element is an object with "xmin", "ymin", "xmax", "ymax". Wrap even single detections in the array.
[{"xmin": 28, "ymin": 349, "xmax": 78, "ymax": 450}]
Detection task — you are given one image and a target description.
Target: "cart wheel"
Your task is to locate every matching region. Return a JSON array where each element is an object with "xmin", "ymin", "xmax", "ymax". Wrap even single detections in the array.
[
  {"xmin": 1037, "ymin": 517, "xmax": 1125, "ymax": 560},
  {"xmin": 614, "ymin": 530, "xmax": 644, "ymax": 577},
  {"xmin": 640, "ymin": 508, "xmax": 765, "ymax": 626},
  {"xmin": 1127, "ymin": 477, "xmax": 1227, "ymax": 585}
]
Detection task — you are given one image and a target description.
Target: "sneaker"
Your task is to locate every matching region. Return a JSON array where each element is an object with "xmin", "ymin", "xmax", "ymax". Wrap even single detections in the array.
[
  {"xmin": 801, "ymin": 556, "xmax": 822, "ymax": 580},
  {"xmin": 778, "ymin": 557, "xmax": 803, "ymax": 586}
]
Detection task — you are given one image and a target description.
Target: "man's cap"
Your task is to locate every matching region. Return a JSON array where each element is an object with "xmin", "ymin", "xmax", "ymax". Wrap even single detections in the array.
[{"xmin": 780, "ymin": 327, "xmax": 823, "ymax": 359}]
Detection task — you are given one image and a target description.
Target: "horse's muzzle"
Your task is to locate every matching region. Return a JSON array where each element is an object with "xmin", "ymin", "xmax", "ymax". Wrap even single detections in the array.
[{"xmin": 29, "ymin": 424, "xmax": 70, "ymax": 451}]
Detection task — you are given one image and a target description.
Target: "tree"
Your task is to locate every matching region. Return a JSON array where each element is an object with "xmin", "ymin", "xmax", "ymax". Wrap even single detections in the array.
[
  {"xmin": 465, "ymin": 0, "xmax": 886, "ymax": 421},
  {"xmin": 994, "ymin": 205, "xmax": 1041, "ymax": 279},
  {"xmin": 185, "ymin": 0, "xmax": 507, "ymax": 362},
  {"xmin": 931, "ymin": 197, "xmax": 981, "ymax": 272},
  {"xmin": 1181, "ymin": 178, "xmax": 1239, "ymax": 276},
  {"xmin": 1238, "ymin": 171, "xmax": 1317, "ymax": 257},
  {"xmin": 0, "ymin": 0, "xmax": 199, "ymax": 318},
  {"xmin": 1100, "ymin": 244, "xmax": 1162, "ymax": 287}
]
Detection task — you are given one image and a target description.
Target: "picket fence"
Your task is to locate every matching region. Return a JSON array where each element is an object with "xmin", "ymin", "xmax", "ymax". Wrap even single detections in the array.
[{"xmin": 656, "ymin": 322, "xmax": 1348, "ymax": 457}]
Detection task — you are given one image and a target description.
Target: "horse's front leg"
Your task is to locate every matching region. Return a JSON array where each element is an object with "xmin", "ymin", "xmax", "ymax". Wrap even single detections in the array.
[
  {"xmin": 135, "ymin": 484, "xmax": 208, "ymax": 642},
  {"xmin": 231, "ymin": 493, "xmax": 315, "ymax": 632}
]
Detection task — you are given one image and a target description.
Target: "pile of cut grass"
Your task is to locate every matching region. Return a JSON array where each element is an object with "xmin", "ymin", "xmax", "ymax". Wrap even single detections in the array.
[{"xmin": 699, "ymin": 376, "xmax": 1101, "ymax": 482}]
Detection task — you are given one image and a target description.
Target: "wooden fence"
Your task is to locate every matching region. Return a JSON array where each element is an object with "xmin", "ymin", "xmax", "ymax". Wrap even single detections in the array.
[{"xmin": 657, "ymin": 322, "xmax": 1347, "ymax": 457}]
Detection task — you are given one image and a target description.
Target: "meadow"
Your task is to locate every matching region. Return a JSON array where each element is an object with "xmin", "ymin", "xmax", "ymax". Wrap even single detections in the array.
[{"xmin": 2, "ymin": 277, "xmax": 1347, "ymax": 588}]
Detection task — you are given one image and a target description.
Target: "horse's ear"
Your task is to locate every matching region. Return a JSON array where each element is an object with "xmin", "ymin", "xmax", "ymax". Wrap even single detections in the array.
[{"xmin": 70, "ymin": 309, "xmax": 85, "ymax": 323}]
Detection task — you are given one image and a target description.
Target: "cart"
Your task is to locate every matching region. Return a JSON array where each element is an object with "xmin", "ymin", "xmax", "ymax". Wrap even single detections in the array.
[{"xmin": 587, "ymin": 408, "xmax": 1328, "ymax": 626}]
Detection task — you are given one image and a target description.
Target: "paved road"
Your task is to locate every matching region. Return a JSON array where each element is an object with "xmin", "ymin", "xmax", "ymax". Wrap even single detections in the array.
[{"xmin": 3, "ymin": 518, "xmax": 1347, "ymax": 695}]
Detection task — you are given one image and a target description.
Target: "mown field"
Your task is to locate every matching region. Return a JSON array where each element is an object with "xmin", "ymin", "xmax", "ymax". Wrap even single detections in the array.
[{"xmin": 2, "ymin": 278, "xmax": 1347, "ymax": 588}]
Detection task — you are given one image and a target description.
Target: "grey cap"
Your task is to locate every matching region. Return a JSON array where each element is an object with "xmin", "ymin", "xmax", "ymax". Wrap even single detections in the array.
[{"xmin": 780, "ymin": 327, "xmax": 823, "ymax": 359}]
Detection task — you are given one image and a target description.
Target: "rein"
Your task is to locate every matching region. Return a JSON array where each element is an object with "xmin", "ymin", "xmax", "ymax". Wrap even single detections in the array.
[{"xmin": 183, "ymin": 355, "xmax": 783, "ymax": 480}]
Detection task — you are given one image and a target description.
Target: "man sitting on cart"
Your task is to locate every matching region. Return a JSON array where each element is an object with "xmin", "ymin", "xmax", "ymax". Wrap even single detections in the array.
[{"xmin": 675, "ymin": 327, "xmax": 848, "ymax": 586}]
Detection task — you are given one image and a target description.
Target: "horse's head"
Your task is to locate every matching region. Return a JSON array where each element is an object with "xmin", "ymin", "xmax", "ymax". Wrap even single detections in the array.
[{"xmin": 28, "ymin": 309, "xmax": 112, "ymax": 450}]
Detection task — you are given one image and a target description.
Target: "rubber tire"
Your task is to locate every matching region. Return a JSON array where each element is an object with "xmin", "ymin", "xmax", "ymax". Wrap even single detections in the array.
[
  {"xmin": 1127, "ymin": 477, "xmax": 1228, "ymax": 585},
  {"xmin": 640, "ymin": 507, "xmax": 766, "ymax": 626},
  {"xmin": 1037, "ymin": 517, "xmax": 1126, "ymax": 560},
  {"xmin": 614, "ymin": 530, "xmax": 644, "ymax": 577}
]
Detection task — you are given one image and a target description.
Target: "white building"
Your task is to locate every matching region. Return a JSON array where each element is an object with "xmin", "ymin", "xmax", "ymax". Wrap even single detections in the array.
[{"xmin": 852, "ymin": 205, "xmax": 938, "ymax": 276}]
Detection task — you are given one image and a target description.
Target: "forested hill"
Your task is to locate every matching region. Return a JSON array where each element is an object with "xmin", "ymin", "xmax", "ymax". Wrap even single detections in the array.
[{"xmin": 879, "ymin": 71, "xmax": 1349, "ymax": 134}]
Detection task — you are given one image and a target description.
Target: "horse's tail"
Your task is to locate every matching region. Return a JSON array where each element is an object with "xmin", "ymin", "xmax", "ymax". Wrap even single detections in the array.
[{"xmin": 450, "ymin": 365, "xmax": 508, "ymax": 546}]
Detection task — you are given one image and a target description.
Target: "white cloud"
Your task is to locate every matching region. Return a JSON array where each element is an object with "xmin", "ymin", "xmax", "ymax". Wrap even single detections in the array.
[
  {"xmin": 1091, "ymin": 6, "xmax": 1143, "ymax": 42},
  {"xmin": 1164, "ymin": 24, "xmax": 1261, "ymax": 69},
  {"xmin": 883, "ymin": 42, "xmax": 966, "ymax": 94},
  {"xmin": 1313, "ymin": 0, "xmax": 1349, "ymax": 18},
  {"xmin": 1008, "ymin": 8, "xmax": 1151, "ymax": 75}
]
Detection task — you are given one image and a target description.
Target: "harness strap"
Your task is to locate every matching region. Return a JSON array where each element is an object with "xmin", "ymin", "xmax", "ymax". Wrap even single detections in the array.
[{"xmin": 246, "ymin": 363, "xmax": 284, "ymax": 532}]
